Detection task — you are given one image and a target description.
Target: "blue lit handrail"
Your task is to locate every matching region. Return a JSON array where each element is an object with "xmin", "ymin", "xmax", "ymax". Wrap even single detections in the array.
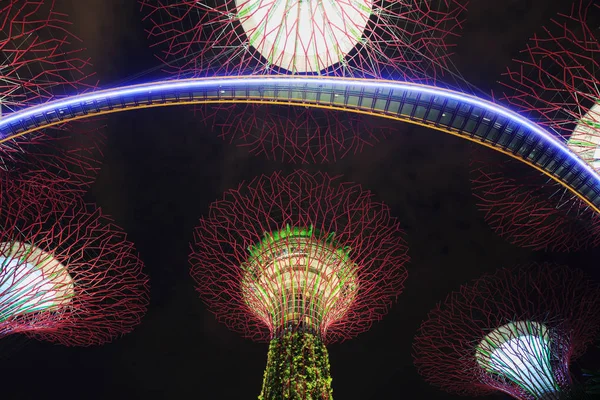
[{"xmin": 1, "ymin": 75, "xmax": 598, "ymax": 213}]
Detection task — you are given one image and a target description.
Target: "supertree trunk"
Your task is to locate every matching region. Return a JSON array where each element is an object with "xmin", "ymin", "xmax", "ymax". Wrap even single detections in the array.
[{"xmin": 260, "ymin": 330, "xmax": 333, "ymax": 400}]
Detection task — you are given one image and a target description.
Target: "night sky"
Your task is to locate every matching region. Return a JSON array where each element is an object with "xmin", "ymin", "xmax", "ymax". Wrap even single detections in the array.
[{"xmin": 2, "ymin": 1, "xmax": 600, "ymax": 399}]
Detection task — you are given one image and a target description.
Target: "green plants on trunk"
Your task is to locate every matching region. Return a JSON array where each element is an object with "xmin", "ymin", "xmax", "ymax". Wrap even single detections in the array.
[{"xmin": 259, "ymin": 330, "xmax": 333, "ymax": 400}]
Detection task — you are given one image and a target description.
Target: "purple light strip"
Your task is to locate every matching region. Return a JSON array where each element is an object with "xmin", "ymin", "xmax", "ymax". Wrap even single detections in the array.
[{"xmin": 1, "ymin": 76, "xmax": 598, "ymax": 187}]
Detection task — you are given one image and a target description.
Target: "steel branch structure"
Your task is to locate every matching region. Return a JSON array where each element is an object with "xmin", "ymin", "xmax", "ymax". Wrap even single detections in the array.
[
  {"xmin": 0, "ymin": 0, "xmax": 102, "ymax": 192},
  {"xmin": 471, "ymin": 149, "xmax": 600, "ymax": 252},
  {"xmin": 0, "ymin": 177, "xmax": 149, "ymax": 346},
  {"xmin": 413, "ymin": 264, "xmax": 600, "ymax": 400},
  {"xmin": 500, "ymin": 2, "xmax": 599, "ymax": 150},
  {"xmin": 196, "ymin": 102, "xmax": 395, "ymax": 162},
  {"xmin": 471, "ymin": 2, "xmax": 600, "ymax": 251},
  {"xmin": 190, "ymin": 170, "xmax": 409, "ymax": 398},
  {"xmin": 1, "ymin": 119, "xmax": 105, "ymax": 196},
  {"xmin": 0, "ymin": 0, "xmax": 95, "ymax": 112},
  {"xmin": 140, "ymin": 0, "xmax": 467, "ymax": 162}
]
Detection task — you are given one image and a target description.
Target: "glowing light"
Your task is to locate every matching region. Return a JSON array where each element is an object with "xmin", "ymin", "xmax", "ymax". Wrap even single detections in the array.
[
  {"xmin": 241, "ymin": 226, "xmax": 358, "ymax": 334},
  {"xmin": 476, "ymin": 321, "xmax": 558, "ymax": 398},
  {"xmin": 568, "ymin": 102, "xmax": 600, "ymax": 171},
  {"xmin": 1, "ymin": 76, "xmax": 599, "ymax": 195},
  {"xmin": 235, "ymin": 0, "xmax": 372, "ymax": 72},
  {"xmin": 0, "ymin": 242, "xmax": 74, "ymax": 322}
]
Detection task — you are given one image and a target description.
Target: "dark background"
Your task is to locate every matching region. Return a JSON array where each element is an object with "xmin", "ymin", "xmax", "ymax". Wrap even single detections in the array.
[{"xmin": 1, "ymin": 1, "xmax": 599, "ymax": 399}]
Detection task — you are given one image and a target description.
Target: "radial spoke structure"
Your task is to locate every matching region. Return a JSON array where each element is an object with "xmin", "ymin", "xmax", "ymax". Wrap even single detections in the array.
[
  {"xmin": 140, "ymin": 0, "xmax": 466, "ymax": 78},
  {"xmin": 140, "ymin": 0, "xmax": 467, "ymax": 162},
  {"xmin": 413, "ymin": 264, "xmax": 600, "ymax": 400},
  {"xmin": 0, "ymin": 177, "xmax": 149, "ymax": 346},
  {"xmin": 471, "ymin": 2, "xmax": 600, "ymax": 251},
  {"xmin": 190, "ymin": 170, "xmax": 409, "ymax": 398}
]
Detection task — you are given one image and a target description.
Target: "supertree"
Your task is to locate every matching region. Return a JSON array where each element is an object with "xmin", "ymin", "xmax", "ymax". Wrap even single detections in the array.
[
  {"xmin": 190, "ymin": 170, "xmax": 409, "ymax": 398},
  {"xmin": 413, "ymin": 263, "xmax": 600, "ymax": 400},
  {"xmin": 470, "ymin": 1, "xmax": 600, "ymax": 251},
  {"xmin": 139, "ymin": 0, "xmax": 468, "ymax": 163},
  {"xmin": 0, "ymin": 175, "xmax": 149, "ymax": 346},
  {"xmin": 0, "ymin": 0, "xmax": 103, "ymax": 193}
]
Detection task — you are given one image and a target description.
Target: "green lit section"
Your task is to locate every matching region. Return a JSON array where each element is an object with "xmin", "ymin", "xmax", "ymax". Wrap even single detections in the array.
[
  {"xmin": 247, "ymin": 225, "xmax": 351, "ymax": 261},
  {"xmin": 476, "ymin": 321, "xmax": 560, "ymax": 399},
  {"xmin": 241, "ymin": 225, "xmax": 358, "ymax": 334},
  {"xmin": 0, "ymin": 242, "xmax": 74, "ymax": 323},
  {"xmin": 259, "ymin": 330, "xmax": 333, "ymax": 400}
]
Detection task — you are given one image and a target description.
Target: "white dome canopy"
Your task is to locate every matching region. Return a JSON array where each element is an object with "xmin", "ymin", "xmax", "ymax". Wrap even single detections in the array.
[
  {"xmin": 567, "ymin": 101, "xmax": 600, "ymax": 171},
  {"xmin": 0, "ymin": 242, "xmax": 74, "ymax": 323},
  {"xmin": 476, "ymin": 321, "xmax": 559, "ymax": 399},
  {"xmin": 235, "ymin": 0, "xmax": 373, "ymax": 73}
]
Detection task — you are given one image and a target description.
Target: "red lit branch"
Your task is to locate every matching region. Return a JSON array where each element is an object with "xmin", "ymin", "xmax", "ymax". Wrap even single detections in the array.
[
  {"xmin": 0, "ymin": 177, "xmax": 149, "ymax": 346},
  {"xmin": 0, "ymin": 0, "xmax": 95, "ymax": 111},
  {"xmin": 0, "ymin": 0, "xmax": 102, "ymax": 192},
  {"xmin": 470, "ymin": 151, "xmax": 600, "ymax": 251},
  {"xmin": 1, "ymin": 119, "xmax": 106, "ymax": 195},
  {"xmin": 500, "ymin": 2, "xmax": 599, "ymax": 140},
  {"xmin": 198, "ymin": 103, "xmax": 393, "ymax": 162}
]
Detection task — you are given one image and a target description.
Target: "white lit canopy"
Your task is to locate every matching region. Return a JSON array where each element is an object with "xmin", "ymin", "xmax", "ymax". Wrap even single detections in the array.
[
  {"xmin": 241, "ymin": 226, "xmax": 358, "ymax": 334},
  {"xmin": 476, "ymin": 321, "xmax": 559, "ymax": 399},
  {"xmin": 567, "ymin": 101, "xmax": 600, "ymax": 171},
  {"xmin": 235, "ymin": 0, "xmax": 373, "ymax": 73},
  {"xmin": 0, "ymin": 242, "xmax": 74, "ymax": 324}
]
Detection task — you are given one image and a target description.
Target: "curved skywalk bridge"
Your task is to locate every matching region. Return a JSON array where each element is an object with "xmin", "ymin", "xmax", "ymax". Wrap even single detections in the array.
[{"xmin": 1, "ymin": 76, "xmax": 598, "ymax": 213}]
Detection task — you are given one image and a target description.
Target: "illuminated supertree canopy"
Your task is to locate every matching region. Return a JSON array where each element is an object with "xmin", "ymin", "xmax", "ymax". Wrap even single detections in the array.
[
  {"xmin": 0, "ymin": 176, "xmax": 149, "ymax": 346},
  {"xmin": 413, "ymin": 263, "xmax": 600, "ymax": 400},
  {"xmin": 140, "ymin": 0, "xmax": 468, "ymax": 163},
  {"xmin": 190, "ymin": 170, "xmax": 409, "ymax": 398},
  {"xmin": 140, "ymin": 0, "xmax": 466, "ymax": 78},
  {"xmin": 0, "ymin": 0, "xmax": 102, "ymax": 192},
  {"xmin": 470, "ymin": 2, "xmax": 600, "ymax": 251}
]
